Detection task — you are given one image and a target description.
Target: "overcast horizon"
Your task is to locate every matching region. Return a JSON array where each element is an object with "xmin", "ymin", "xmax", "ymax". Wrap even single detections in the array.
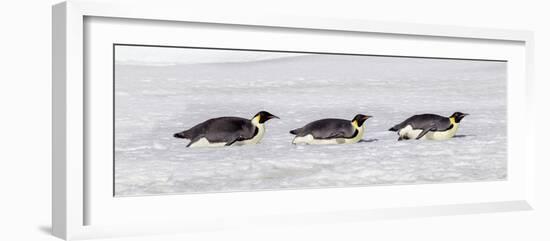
[{"xmin": 115, "ymin": 45, "xmax": 309, "ymax": 65}]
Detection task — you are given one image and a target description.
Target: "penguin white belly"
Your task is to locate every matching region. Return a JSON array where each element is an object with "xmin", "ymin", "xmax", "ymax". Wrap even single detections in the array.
[
  {"xmin": 292, "ymin": 134, "xmax": 342, "ymax": 145},
  {"xmin": 399, "ymin": 124, "xmax": 459, "ymax": 140},
  {"xmin": 425, "ymin": 124, "xmax": 459, "ymax": 140},
  {"xmin": 398, "ymin": 125, "xmax": 424, "ymax": 140},
  {"xmin": 292, "ymin": 126, "xmax": 365, "ymax": 145},
  {"xmin": 343, "ymin": 126, "xmax": 365, "ymax": 144},
  {"xmin": 188, "ymin": 138, "xmax": 227, "ymax": 148}
]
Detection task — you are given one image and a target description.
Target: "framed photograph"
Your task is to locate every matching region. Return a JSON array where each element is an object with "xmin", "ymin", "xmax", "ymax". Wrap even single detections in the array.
[{"xmin": 53, "ymin": 0, "xmax": 535, "ymax": 240}]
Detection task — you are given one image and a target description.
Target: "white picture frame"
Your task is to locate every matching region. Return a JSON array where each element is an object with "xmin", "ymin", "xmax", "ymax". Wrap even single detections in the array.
[{"xmin": 52, "ymin": 0, "xmax": 535, "ymax": 240}]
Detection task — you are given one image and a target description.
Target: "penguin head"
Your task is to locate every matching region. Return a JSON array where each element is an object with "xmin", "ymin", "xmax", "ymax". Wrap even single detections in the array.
[
  {"xmin": 450, "ymin": 112, "xmax": 469, "ymax": 123},
  {"xmin": 351, "ymin": 114, "xmax": 372, "ymax": 127},
  {"xmin": 253, "ymin": 111, "xmax": 279, "ymax": 124}
]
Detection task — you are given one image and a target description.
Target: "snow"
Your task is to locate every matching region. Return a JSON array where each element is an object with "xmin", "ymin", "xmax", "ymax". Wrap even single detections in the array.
[{"xmin": 114, "ymin": 53, "xmax": 507, "ymax": 196}]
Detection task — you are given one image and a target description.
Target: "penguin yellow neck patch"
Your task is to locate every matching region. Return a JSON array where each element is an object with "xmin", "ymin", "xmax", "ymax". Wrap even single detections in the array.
[
  {"xmin": 450, "ymin": 117, "xmax": 457, "ymax": 125},
  {"xmin": 252, "ymin": 115, "xmax": 261, "ymax": 124},
  {"xmin": 352, "ymin": 120, "xmax": 359, "ymax": 129}
]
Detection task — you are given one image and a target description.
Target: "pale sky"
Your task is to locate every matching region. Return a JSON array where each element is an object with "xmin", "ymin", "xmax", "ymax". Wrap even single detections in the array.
[{"xmin": 115, "ymin": 45, "xmax": 308, "ymax": 65}]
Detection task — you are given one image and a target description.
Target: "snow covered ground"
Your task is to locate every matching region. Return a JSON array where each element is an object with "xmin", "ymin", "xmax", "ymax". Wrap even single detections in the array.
[{"xmin": 114, "ymin": 50, "xmax": 507, "ymax": 196}]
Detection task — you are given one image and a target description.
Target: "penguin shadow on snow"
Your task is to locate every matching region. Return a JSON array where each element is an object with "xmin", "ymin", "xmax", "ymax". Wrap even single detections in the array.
[{"xmin": 358, "ymin": 138, "xmax": 379, "ymax": 143}]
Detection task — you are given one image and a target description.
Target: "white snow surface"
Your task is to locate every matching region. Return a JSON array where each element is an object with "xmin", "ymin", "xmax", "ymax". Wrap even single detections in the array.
[{"xmin": 114, "ymin": 54, "xmax": 507, "ymax": 196}]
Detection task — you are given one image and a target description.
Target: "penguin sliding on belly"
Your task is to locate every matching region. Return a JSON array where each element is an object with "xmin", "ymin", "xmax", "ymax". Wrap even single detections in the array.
[
  {"xmin": 389, "ymin": 112, "xmax": 468, "ymax": 141},
  {"xmin": 289, "ymin": 114, "xmax": 372, "ymax": 145},
  {"xmin": 173, "ymin": 111, "xmax": 278, "ymax": 148}
]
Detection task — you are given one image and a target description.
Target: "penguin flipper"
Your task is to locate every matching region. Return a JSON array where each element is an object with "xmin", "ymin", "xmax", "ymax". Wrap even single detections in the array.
[
  {"xmin": 225, "ymin": 138, "xmax": 239, "ymax": 146},
  {"xmin": 416, "ymin": 126, "xmax": 437, "ymax": 140},
  {"xmin": 186, "ymin": 137, "xmax": 201, "ymax": 148},
  {"xmin": 224, "ymin": 134, "xmax": 246, "ymax": 146},
  {"xmin": 324, "ymin": 131, "xmax": 347, "ymax": 139}
]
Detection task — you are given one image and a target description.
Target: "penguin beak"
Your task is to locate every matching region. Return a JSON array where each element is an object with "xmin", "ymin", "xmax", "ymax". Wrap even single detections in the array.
[
  {"xmin": 363, "ymin": 115, "xmax": 372, "ymax": 120},
  {"xmin": 261, "ymin": 113, "xmax": 279, "ymax": 122}
]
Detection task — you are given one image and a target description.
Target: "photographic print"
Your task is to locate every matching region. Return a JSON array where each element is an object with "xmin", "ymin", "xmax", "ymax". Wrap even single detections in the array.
[{"xmin": 114, "ymin": 45, "xmax": 507, "ymax": 196}]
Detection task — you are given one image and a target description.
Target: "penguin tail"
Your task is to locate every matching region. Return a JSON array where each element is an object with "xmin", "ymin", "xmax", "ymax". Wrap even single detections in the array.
[
  {"xmin": 289, "ymin": 128, "xmax": 301, "ymax": 135},
  {"xmin": 388, "ymin": 126, "xmax": 399, "ymax": 132},
  {"xmin": 173, "ymin": 130, "xmax": 190, "ymax": 139}
]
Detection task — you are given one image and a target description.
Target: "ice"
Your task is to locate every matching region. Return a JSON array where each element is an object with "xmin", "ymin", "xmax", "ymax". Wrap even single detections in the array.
[{"xmin": 114, "ymin": 54, "xmax": 507, "ymax": 196}]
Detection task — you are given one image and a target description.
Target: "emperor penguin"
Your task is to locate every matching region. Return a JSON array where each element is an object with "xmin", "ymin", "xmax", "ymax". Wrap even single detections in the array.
[
  {"xmin": 173, "ymin": 111, "xmax": 279, "ymax": 148},
  {"xmin": 388, "ymin": 112, "xmax": 468, "ymax": 141},
  {"xmin": 289, "ymin": 114, "xmax": 372, "ymax": 145}
]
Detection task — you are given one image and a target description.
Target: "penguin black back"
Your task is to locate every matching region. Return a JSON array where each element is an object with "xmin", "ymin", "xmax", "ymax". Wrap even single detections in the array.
[
  {"xmin": 174, "ymin": 117, "xmax": 255, "ymax": 142},
  {"xmin": 173, "ymin": 111, "xmax": 279, "ymax": 147},
  {"xmin": 290, "ymin": 118, "xmax": 355, "ymax": 139},
  {"xmin": 389, "ymin": 114, "xmax": 451, "ymax": 132}
]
